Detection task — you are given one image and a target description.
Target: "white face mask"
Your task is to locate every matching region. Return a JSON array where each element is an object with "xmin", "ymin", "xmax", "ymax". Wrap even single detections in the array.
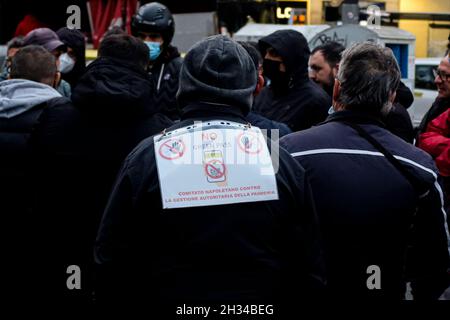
[
  {"xmin": 59, "ymin": 53, "xmax": 75, "ymax": 74},
  {"xmin": 328, "ymin": 106, "xmax": 335, "ymax": 115}
]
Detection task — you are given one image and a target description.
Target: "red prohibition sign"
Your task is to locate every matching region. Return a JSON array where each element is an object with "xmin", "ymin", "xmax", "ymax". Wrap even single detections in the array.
[
  {"xmin": 237, "ymin": 131, "xmax": 262, "ymax": 154},
  {"xmin": 204, "ymin": 160, "xmax": 226, "ymax": 179},
  {"xmin": 159, "ymin": 138, "xmax": 185, "ymax": 160}
]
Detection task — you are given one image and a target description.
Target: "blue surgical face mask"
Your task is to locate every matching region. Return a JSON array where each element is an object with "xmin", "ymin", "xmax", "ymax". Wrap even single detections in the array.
[{"xmin": 145, "ymin": 41, "xmax": 161, "ymax": 61}]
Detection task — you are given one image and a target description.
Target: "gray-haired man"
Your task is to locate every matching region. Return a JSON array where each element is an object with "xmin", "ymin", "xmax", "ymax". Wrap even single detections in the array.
[{"xmin": 281, "ymin": 42, "xmax": 450, "ymax": 300}]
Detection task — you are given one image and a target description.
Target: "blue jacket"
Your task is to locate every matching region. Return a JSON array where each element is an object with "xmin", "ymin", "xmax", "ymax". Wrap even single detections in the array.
[{"xmin": 281, "ymin": 110, "xmax": 450, "ymax": 300}]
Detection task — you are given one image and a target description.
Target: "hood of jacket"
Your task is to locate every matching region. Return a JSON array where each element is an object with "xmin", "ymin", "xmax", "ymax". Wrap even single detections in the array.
[
  {"xmin": 259, "ymin": 30, "xmax": 310, "ymax": 84},
  {"xmin": 0, "ymin": 79, "xmax": 61, "ymax": 119},
  {"xmin": 153, "ymin": 44, "xmax": 181, "ymax": 66},
  {"xmin": 72, "ymin": 56, "xmax": 157, "ymax": 119},
  {"xmin": 57, "ymin": 27, "xmax": 87, "ymax": 87},
  {"xmin": 177, "ymin": 35, "xmax": 256, "ymax": 116}
]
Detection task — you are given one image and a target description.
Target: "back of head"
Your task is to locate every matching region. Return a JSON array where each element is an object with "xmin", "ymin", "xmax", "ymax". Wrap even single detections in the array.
[
  {"xmin": 101, "ymin": 27, "xmax": 127, "ymax": 42},
  {"xmin": 177, "ymin": 35, "xmax": 257, "ymax": 115},
  {"xmin": 336, "ymin": 42, "xmax": 400, "ymax": 114},
  {"xmin": 7, "ymin": 37, "xmax": 25, "ymax": 51},
  {"xmin": 10, "ymin": 45, "xmax": 57, "ymax": 86},
  {"xmin": 98, "ymin": 34, "xmax": 149, "ymax": 69},
  {"xmin": 311, "ymin": 41, "xmax": 345, "ymax": 67},
  {"xmin": 56, "ymin": 27, "xmax": 86, "ymax": 57},
  {"xmin": 259, "ymin": 30, "xmax": 310, "ymax": 76},
  {"xmin": 131, "ymin": 2, "xmax": 175, "ymax": 46}
]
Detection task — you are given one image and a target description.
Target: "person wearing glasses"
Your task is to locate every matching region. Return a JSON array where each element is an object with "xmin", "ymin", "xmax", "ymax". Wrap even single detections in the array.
[
  {"xmin": 418, "ymin": 53, "xmax": 450, "ymax": 236},
  {"xmin": 417, "ymin": 53, "xmax": 450, "ymax": 137}
]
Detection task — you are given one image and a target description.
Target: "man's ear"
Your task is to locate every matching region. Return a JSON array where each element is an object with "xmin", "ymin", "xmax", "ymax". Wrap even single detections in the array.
[
  {"xmin": 389, "ymin": 90, "xmax": 397, "ymax": 104},
  {"xmin": 254, "ymin": 74, "xmax": 265, "ymax": 96},
  {"xmin": 54, "ymin": 72, "xmax": 61, "ymax": 88},
  {"xmin": 332, "ymin": 79, "xmax": 340, "ymax": 106},
  {"xmin": 332, "ymin": 64, "xmax": 339, "ymax": 78}
]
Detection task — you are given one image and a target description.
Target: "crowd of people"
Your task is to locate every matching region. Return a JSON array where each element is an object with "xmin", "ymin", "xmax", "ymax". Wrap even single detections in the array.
[{"xmin": 0, "ymin": 1, "xmax": 449, "ymax": 310}]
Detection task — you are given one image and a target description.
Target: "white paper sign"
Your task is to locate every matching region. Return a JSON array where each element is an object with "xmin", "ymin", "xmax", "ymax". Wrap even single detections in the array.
[{"xmin": 154, "ymin": 121, "xmax": 279, "ymax": 209}]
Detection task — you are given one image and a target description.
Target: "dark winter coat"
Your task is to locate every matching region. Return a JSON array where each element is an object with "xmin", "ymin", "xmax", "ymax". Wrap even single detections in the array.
[
  {"xmin": 31, "ymin": 56, "xmax": 173, "ymax": 302},
  {"xmin": 281, "ymin": 110, "xmax": 450, "ymax": 300},
  {"xmin": 0, "ymin": 79, "xmax": 78, "ymax": 301},
  {"xmin": 384, "ymin": 81, "xmax": 415, "ymax": 143}
]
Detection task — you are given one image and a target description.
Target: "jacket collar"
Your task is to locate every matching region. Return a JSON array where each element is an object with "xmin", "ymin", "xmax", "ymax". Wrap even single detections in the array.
[
  {"xmin": 323, "ymin": 110, "xmax": 386, "ymax": 127},
  {"xmin": 180, "ymin": 102, "xmax": 248, "ymax": 124}
]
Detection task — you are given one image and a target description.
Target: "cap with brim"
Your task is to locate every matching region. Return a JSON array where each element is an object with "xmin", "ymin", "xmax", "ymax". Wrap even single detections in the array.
[
  {"xmin": 43, "ymin": 39, "xmax": 66, "ymax": 52},
  {"xmin": 24, "ymin": 28, "xmax": 66, "ymax": 53}
]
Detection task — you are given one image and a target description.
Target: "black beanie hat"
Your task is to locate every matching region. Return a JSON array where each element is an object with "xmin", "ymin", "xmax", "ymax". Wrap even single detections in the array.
[{"xmin": 176, "ymin": 35, "xmax": 257, "ymax": 115}]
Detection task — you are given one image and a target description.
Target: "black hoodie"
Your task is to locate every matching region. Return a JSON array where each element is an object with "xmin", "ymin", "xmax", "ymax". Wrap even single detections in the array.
[
  {"xmin": 149, "ymin": 44, "xmax": 183, "ymax": 120},
  {"xmin": 57, "ymin": 27, "xmax": 86, "ymax": 88},
  {"xmin": 253, "ymin": 30, "xmax": 331, "ymax": 132}
]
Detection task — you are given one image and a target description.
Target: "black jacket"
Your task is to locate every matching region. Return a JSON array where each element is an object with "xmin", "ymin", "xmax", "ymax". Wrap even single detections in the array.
[
  {"xmin": 384, "ymin": 103, "xmax": 415, "ymax": 143},
  {"xmin": 149, "ymin": 45, "xmax": 183, "ymax": 120},
  {"xmin": 246, "ymin": 111, "xmax": 292, "ymax": 140},
  {"xmin": 383, "ymin": 81, "xmax": 415, "ymax": 143},
  {"xmin": 281, "ymin": 110, "xmax": 450, "ymax": 300},
  {"xmin": 253, "ymin": 31, "xmax": 330, "ymax": 132},
  {"xmin": 31, "ymin": 57, "xmax": 173, "ymax": 302},
  {"xmin": 0, "ymin": 85, "xmax": 77, "ymax": 301},
  {"xmin": 94, "ymin": 103, "xmax": 325, "ymax": 308}
]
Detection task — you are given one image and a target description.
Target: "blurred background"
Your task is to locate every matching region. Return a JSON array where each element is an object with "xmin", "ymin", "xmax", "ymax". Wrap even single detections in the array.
[{"xmin": 0, "ymin": 0, "xmax": 448, "ymax": 56}]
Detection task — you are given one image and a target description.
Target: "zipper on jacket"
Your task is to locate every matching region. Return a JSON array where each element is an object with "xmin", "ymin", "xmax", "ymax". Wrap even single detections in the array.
[{"xmin": 157, "ymin": 63, "xmax": 165, "ymax": 92}]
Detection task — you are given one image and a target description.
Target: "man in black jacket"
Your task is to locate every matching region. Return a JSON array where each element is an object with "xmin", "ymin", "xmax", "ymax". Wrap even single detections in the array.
[
  {"xmin": 253, "ymin": 30, "xmax": 330, "ymax": 132},
  {"xmin": 281, "ymin": 43, "xmax": 450, "ymax": 300},
  {"xmin": 132, "ymin": 2, "xmax": 183, "ymax": 121},
  {"xmin": 0, "ymin": 45, "xmax": 77, "ymax": 302},
  {"xmin": 33, "ymin": 34, "xmax": 173, "ymax": 303},
  {"xmin": 95, "ymin": 35, "xmax": 325, "ymax": 312}
]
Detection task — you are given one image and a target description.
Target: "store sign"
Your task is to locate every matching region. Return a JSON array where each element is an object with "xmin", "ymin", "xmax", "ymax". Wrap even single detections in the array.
[
  {"xmin": 276, "ymin": 1, "xmax": 308, "ymax": 25},
  {"xmin": 276, "ymin": 7, "xmax": 292, "ymax": 19}
]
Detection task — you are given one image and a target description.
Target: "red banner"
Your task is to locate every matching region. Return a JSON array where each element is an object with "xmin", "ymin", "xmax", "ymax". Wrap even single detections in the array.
[{"xmin": 88, "ymin": 0, "xmax": 138, "ymax": 48}]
